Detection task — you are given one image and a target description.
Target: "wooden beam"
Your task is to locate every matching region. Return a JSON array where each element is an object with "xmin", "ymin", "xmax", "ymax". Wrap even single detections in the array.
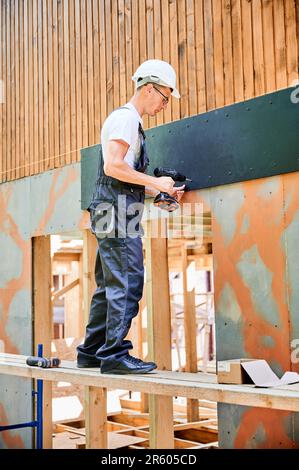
[
  {"xmin": 146, "ymin": 218, "xmax": 174, "ymax": 448},
  {"xmin": 2, "ymin": 355, "xmax": 299, "ymax": 414},
  {"xmin": 82, "ymin": 229, "xmax": 97, "ymax": 325},
  {"xmin": 182, "ymin": 246, "xmax": 199, "ymax": 422},
  {"xmin": 85, "ymin": 386, "xmax": 107, "ymax": 449},
  {"xmin": 78, "ymin": 252, "xmax": 84, "ymax": 337},
  {"xmin": 51, "ymin": 277, "xmax": 79, "ymax": 302},
  {"xmin": 32, "ymin": 235, "xmax": 52, "ymax": 449},
  {"xmin": 138, "ymin": 291, "xmax": 149, "ymax": 413}
]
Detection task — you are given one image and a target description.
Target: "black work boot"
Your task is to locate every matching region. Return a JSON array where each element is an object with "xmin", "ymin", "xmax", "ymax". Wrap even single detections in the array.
[
  {"xmin": 101, "ymin": 354, "xmax": 157, "ymax": 375},
  {"xmin": 77, "ymin": 358, "xmax": 102, "ymax": 368}
]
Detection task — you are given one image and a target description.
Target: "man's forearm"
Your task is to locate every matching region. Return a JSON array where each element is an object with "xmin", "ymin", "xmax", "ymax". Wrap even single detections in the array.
[{"xmin": 105, "ymin": 160, "xmax": 159, "ymax": 190}]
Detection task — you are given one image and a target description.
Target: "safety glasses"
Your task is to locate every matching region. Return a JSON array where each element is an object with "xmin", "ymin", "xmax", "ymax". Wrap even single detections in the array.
[{"xmin": 152, "ymin": 85, "xmax": 169, "ymax": 105}]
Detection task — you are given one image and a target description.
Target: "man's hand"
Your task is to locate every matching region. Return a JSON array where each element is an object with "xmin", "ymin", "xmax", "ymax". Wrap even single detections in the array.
[
  {"xmin": 173, "ymin": 186, "xmax": 185, "ymax": 202},
  {"xmin": 153, "ymin": 176, "xmax": 185, "ymax": 196}
]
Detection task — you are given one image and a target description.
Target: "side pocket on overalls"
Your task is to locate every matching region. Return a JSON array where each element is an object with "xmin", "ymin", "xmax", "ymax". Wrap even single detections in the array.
[{"xmin": 90, "ymin": 200, "xmax": 115, "ymax": 238}]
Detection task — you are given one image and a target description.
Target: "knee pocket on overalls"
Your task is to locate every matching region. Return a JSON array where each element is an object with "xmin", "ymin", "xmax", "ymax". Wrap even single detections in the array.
[{"xmin": 99, "ymin": 238, "xmax": 127, "ymax": 273}]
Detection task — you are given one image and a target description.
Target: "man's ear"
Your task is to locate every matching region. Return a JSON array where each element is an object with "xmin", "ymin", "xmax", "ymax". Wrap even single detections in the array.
[{"xmin": 145, "ymin": 83, "xmax": 153, "ymax": 94}]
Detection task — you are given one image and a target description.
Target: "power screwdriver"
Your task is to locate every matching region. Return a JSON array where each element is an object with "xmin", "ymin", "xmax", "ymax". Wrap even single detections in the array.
[
  {"xmin": 153, "ymin": 167, "xmax": 192, "ymax": 212},
  {"xmin": 26, "ymin": 356, "xmax": 60, "ymax": 368}
]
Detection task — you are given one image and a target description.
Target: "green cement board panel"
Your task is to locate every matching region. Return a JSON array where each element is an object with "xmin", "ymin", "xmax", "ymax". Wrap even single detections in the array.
[{"xmin": 81, "ymin": 86, "xmax": 298, "ymax": 210}]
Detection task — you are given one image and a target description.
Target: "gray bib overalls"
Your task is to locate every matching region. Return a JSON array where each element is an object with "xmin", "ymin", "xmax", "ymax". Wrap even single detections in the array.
[{"xmin": 77, "ymin": 108, "xmax": 149, "ymax": 364}]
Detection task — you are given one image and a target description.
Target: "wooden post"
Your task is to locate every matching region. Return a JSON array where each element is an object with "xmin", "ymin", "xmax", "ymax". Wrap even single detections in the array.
[
  {"xmin": 82, "ymin": 229, "xmax": 97, "ymax": 326},
  {"xmin": 82, "ymin": 230, "xmax": 107, "ymax": 447},
  {"xmin": 85, "ymin": 386, "xmax": 107, "ymax": 448},
  {"xmin": 32, "ymin": 235, "xmax": 53, "ymax": 449},
  {"xmin": 146, "ymin": 218, "xmax": 174, "ymax": 448},
  {"xmin": 64, "ymin": 259, "xmax": 80, "ymax": 337},
  {"xmin": 138, "ymin": 290, "xmax": 149, "ymax": 413},
  {"xmin": 78, "ymin": 252, "xmax": 84, "ymax": 337},
  {"xmin": 181, "ymin": 245, "xmax": 199, "ymax": 422}
]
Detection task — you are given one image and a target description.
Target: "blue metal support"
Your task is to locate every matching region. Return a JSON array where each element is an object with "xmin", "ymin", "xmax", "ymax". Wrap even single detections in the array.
[
  {"xmin": 36, "ymin": 344, "xmax": 43, "ymax": 449},
  {"xmin": 0, "ymin": 343, "xmax": 44, "ymax": 449}
]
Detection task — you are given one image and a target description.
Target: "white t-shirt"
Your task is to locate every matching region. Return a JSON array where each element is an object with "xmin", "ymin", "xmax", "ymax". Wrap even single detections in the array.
[{"xmin": 100, "ymin": 102, "xmax": 143, "ymax": 169}]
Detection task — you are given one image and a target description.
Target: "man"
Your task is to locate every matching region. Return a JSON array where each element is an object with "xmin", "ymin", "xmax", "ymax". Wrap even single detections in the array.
[{"xmin": 77, "ymin": 59, "xmax": 184, "ymax": 374}]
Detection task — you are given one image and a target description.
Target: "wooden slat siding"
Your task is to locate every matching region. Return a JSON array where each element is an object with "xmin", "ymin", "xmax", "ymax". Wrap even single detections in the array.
[
  {"xmin": 105, "ymin": 0, "xmax": 113, "ymax": 115},
  {"xmin": 169, "ymin": 0, "xmax": 180, "ymax": 121},
  {"xmin": 63, "ymin": 0, "xmax": 71, "ymax": 165},
  {"xmin": 125, "ymin": 0, "xmax": 133, "ymax": 108},
  {"xmin": 1, "ymin": 1, "xmax": 299, "ymax": 182},
  {"xmin": 10, "ymin": 1, "xmax": 15, "ymax": 181},
  {"xmin": 203, "ymin": 0, "xmax": 215, "ymax": 111},
  {"xmin": 99, "ymin": 0, "xmax": 107, "ymax": 130},
  {"xmin": 52, "ymin": 0, "xmax": 59, "ymax": 168},
  {"xmin": 75, "ymin": 0, "xmax": 82, "ymax": 154},
  {"xmin": 252, "ymin": 0, "xmax": 265, "ymax": 97},
  {"xmin": 132, "ymin": 0, "xmax": 140, "ymax": 104},
  {"xmin": 274, "ymin": 0, "xmax": 287, "ymax": 89},
  {"xmin": 112, "ymin": 0, "xmax": 120, "ymax": 111},
  {"xmin": 139, "ymin": 0, "xmax": 149, "ymax": 128},
  {"xmin": 47, "ymin": 0, "xmax": 53, "ymax": 171},
  {"xmin": 146, "ymin": 0, "xmax": 156, "ymax": 128},
  {"xmin": 154, "ymin": 0, "xmax": 163, "ymax": 126},
  {"xmin": 297, "ymin": 1, "xmax": 299, "ymax": 78},
  {"xmin": 43, "ymin": 0, "xmax": 49, "ymax": 172},
  {"xmin": 92, "ymin": 0, "xmax": 100, "ymax": 140},
  {"xmin": 37, "ymin": 0, "xmax": 43, "ymax": 174},
  {"xmin": 285, "ymin": 0, "xmax": 298, "ymax": 85},
  {"xmin": 0, "ymin": 1, "xmax": 2, "ymax": 183},
  {"xmin": 33, "ymin": 0, "xmax": 39, "ymax": 174},
  {"xmin": 178, "ymin": 0, "xmax": 188, "ymax": 118},
  {"xmin": 2, "ymin": 0, "xmax": 5, "ymax": 179},
  {"xmin": 57, "ymin": 0, "xmax": 64, "ymax": 166},
  {"xmin": 146, "ymin": 0, "xmax": 154, "ymax": 60},
  {"xmin": 19, "ymin": 1, "xmax": 25, "ymax": 179},
  {"xmin": 262, "ymin": 0, "xmax": 276, "ymax": 93},
  {"xmin": 222, "ymin": 0, "xmax": 234, "ymax": 105},
  {"xmin": 23, "ymin": 1, "xmax": 28, "ymax": 178},
  {"xmin": 186, "ymin": 0, "xmax": 197, "ymax": 117},
  {"xmin": 161, "ymin": 0, "xmax": 171, "ymax": 124},
  {"xmin": 212, "ymin": 0, "xmax": 224, "ymax": 108},
  {"xmin": 87, "ymin": 0, "xmax": 94, "ymax": 146},
  {"xmin": 6, "ymin": 0, "xmax": 11, "ymax": 181},
  {"xmin": 0, "ymin": 0, "xmax": 2, "ymax": 183},
  {"xmin": 118, "ymin": 0, "xmax": 125, "ymax": 111},
  {"xmin": 194, "ymin": 0, "xmax": 206, "ymax": 114},
  {"xmin": 14, "ymin": 1, "xmax": 20, "ymax": 180},
  {"xmin": 28, "ymin": 0, "xmax": 34, "ymax": 177},
  {"xmin": 59, "ymin": 0, "xmax": 70, "ymax": 165},
  {"xmin": 69, "ymin": 0, "xmax": 76, "ymax": 163},
  {"xmin": 241, "ymin": 0, "xmax": 254, "ymax": 100},
  {"xmin": 231, "ymin": 0, "xmax": 243, "ymax": 103},
  {"xmin": 81, "ymin": 0, "xmax": 88, "ymax": 147}
]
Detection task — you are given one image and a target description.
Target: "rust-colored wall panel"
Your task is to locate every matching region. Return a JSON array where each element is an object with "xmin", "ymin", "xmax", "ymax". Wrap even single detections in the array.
[{"xmin": 212, "ymin": 173, "xmax": 299, "ymax": 447}]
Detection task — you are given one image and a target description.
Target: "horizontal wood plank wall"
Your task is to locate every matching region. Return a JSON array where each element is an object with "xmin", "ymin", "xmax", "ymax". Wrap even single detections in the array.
[{"xmin": 0, "ymin": 0, "xmax": 298, "ymax": 182}]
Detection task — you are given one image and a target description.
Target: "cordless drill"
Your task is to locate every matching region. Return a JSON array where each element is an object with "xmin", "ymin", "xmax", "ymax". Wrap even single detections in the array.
[
  {"xmin": 26, "ymin": 356, "xmax": 60, "ymax": 368},
  {"xmin": 153, "ymin": 167, "xmax": 192, "ymax": 212}
]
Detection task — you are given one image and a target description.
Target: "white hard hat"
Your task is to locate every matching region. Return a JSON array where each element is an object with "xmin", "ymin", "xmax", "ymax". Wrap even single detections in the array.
[{"xmin": 132, "ymin": 59, "xmax": 180, "ymax": 98}]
